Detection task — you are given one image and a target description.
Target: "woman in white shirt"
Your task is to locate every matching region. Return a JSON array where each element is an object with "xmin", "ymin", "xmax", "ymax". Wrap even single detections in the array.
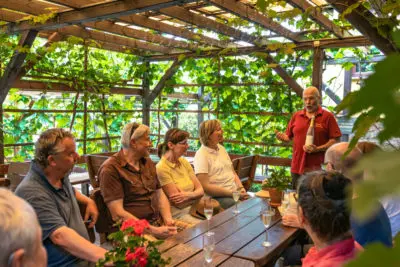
[{"xmin": 194, "ymin": 119, "xmax": 247, "ymax": 209}]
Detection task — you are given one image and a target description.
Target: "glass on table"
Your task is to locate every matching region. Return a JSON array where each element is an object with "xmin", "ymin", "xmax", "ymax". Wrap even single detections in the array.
[
  {"xmin": 261, "ymin": 207, "xmax": 276, "ymax": 247},
  {"xmin": 203, "ymin": 231, "xmax": 215, "ymax": 264},
  {"xmin": 232, "ymin": 188, "xmax": 241, "ymax": 214},
  {"xmin": 280, "ymin": 191, "xmax": 290, "ymax": 215},
  {"xmin": 204, "ymin": 197, "xmax": 214, "ymax": 235}
]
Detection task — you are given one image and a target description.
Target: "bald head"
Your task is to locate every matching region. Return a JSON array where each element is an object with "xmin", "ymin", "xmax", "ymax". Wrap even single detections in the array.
[
  {"xmin": 303, "ymin": 86, "xmax": 320, "ymax": 113},
  {"xmin": 303, "ymin": 86, "xmax": 320, "ymax": 98},
  {"xmin": 325, "ymin": 142, "xmax": 363, "ymax": 180}
]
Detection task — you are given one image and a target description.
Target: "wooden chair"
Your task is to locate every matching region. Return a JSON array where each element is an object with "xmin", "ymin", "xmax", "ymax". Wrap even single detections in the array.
[
  {"xmin": 86, "ymin": 155, "xmax": 110, "ymax": 188},
  {"xmin": 7, "ymin": 162, "xmax": 31, "ymax": 191},
  {"xmin": 0, "ymin": 178, "xmax": 10, "ymax": 187},
  {"xmin": 232, "ymin": 155, "xmax": 259, "ymax": 191}
]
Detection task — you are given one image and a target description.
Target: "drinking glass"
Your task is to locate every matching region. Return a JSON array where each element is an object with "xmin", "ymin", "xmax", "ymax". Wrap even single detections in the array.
[
  {"xmin": 232, "ymin": 188, "xmax": 241, "ymax": 214},
  {"xmin": 261, "ymin": 208, "xmax": 275, "ymax": 247},
  {"xmin": 203, "ymin": 231, "xmax": 215, "ymax": 264},
  {"xmin": 281, "ymin": 191, "xmax": 290, "ymax": 215},
  {"xmin": 204, "ymin": 198, "xmax": 213, "ymax": 235}
]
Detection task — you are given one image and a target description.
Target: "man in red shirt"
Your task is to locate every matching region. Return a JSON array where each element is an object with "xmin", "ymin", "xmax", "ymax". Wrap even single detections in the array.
[{"xmin": 276, "ymin": 86, "xmax": 341, "ymax": 189}]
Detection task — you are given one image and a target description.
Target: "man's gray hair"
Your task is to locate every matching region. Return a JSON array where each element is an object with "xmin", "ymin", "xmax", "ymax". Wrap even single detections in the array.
[
  {"xmin": 35, "ymin": 128, "xmax": 75, "ymax": 168},
  {"xmin": 325, "ymin": 142, "xmax": 363, "ymax": 180},
  {"xmin": 0, "ymin": 189, "xmax": 40, "ymax": 266},
  {"xmin": 121, "ymin": 122, "xmax": 150, "ymax": 149}
]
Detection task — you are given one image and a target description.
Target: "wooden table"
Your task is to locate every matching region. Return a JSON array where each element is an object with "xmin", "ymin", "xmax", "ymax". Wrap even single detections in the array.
[{"xmin": 161, "ymin": 197, "xmax": 301, "ymax": 266}]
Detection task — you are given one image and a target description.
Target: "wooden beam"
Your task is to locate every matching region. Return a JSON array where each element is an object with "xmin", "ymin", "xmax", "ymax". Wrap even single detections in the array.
[
  {"xmin": 85, "ymin": 21, "xmax": 196, "ymax": 51},
  {"xmin": 142, "ymin": 60, "xmax": 151, "ymax": 125},
  {"xmin": 0, "ymin": 8, "xmax": 28, "ymax": 22},
  {"xmin": 5, "ymin": 0, "xmax": 198, "ymax": 33},
  {"xmin": 148, "ymin": 36, "xmax": 371, "ymax": 61},
  {"xmin": 0, "ymin": 30, "xmax": 38, "ymax": 104},
  {"xmin": 326, "ymin": 0, "xmax": 398, "ymax": 54},
  {"xmin": 287, "ymin": 0, "xmax": 349, "ymax": 38},
  {"xmin": 12, "ymin": 80, "xmax": 142, "ymax": 95},
  {"xmin": 0, "ymin": 0, "xmax": 71, "ymax": 15},
  {"xmin": 120, "ymin": 14, "xmax": 230, "ymax": 48},
  {"xmin": 148, "ymin": 59, "xmax": 182, "ymax": 103},
  {"xmin": 160, "ymin": 6, "xmax": 262, "ymax": 44},
  {"xmin": 312, "ymin": 47, "xmax": 324, "ymax": 93},
  {"xmin": 264, "ymin": 54, "xmax": 304, "ymax": 97},
  {"xmin": 52, "ymin": 26, "xmax": 177, "ymax": 54},
  {"xmin": 209, "ymin": 0, "xmax": 300, "ymax": 42}
]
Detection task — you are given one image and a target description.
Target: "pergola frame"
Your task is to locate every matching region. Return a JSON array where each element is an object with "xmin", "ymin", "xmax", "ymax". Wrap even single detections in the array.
[{"xmin": 0, "ymin": 0, "xmax": 397, "ymax": 163}]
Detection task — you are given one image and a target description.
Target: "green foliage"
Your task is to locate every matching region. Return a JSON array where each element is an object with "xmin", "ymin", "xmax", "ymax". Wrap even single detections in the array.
[{"xmin": 262, "ymin": 167, "xmax": 291, "ymax": 191}]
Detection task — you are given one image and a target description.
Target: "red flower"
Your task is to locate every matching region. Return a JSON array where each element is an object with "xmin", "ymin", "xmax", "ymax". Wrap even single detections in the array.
[
  {"xmin": 121, "ymin": 219, "xmax": 150, "ymax": 236},
  {"xmin": 125, "ymin": 247, "xmax": 148, "ymax": 266}
]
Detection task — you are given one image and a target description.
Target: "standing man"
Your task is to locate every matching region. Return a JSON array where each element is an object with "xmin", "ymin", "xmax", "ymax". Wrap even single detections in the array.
[
  {"xmin": 16, "ymin": 128, "xmax": 106, "ymax": 267},
  {"xmin": 276, "ymin": 86, "xmax": 341, "ymax": 189}
]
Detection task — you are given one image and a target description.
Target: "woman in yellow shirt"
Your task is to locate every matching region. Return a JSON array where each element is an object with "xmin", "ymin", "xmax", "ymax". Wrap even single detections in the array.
[{"xmin": 157, "ymin": 128, "xmax": 204, "ymax": 225}]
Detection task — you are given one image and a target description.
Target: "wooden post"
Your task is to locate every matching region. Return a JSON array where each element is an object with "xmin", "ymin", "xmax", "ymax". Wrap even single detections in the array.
[
  {"xmin": 342, "ymin": 68, "xmax": 352, "ymax": 141},
  {"xmin": 142, "ymin": 60, "xmax": 150, "ymax": 126},
  {"xmin": 197, "ymin": 85, "xmax": 204, "ymax": 130},
  {"xmin": 83, "ymin": 46, "xmax": 88, "ymax": 154},
  {"xmin": 312, "ymin": 46, "xmax": 324, "ymax": 94},
  {"xmin": 0, "ymin": 105, "xmax": 4, "ymax": 164}
]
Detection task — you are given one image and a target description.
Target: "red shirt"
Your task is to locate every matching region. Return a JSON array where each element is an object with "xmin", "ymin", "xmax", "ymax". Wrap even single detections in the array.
[
  {"xmin": 302, "ymin": 238, "xmax": 362, "ymax": 267},
  {"xmin": 286, "ymin": 106, "xmax": 341, "ymax": 174}
]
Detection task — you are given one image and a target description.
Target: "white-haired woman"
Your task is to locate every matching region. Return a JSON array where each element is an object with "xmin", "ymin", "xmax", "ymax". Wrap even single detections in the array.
[
  {"xmin": 194, "ymin": 119, "xmax": 247, "ymax": 209},
  {"xmin": 99, "ymin": 122, "xmax": 177, "ymax": 239}
]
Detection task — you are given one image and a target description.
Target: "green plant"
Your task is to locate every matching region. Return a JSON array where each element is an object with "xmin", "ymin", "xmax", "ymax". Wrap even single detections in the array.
[
  {"xmin": 96, "ymin": 219, "xmax": 170, "ymax": 267},
  {"xmin": 262, "ymin": 167, "xmax": 291, "ymax": 191}
]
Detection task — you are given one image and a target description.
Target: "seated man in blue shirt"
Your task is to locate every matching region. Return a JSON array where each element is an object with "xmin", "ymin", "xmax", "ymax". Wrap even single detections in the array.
[{"xmin": 16, "ymin": 128, "xmax": 107, "ymax": 267}]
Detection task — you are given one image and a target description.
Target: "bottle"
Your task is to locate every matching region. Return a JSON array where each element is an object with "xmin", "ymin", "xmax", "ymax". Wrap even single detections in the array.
[{"xmin": 305, "ymin": 116, "xmax": 315, "ymax": 147}]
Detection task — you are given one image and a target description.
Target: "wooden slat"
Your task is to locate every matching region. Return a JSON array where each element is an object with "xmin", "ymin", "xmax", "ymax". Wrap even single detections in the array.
[
  {"xmin": 5, "ymin": 0, "xmax": 199, "ymax": 33},
  {"xmin": 177, "ymin": 251, "xmax": 229, "ymax": 267},
  {"xmin": 148, "ymin": 59, "xmax": 182, "ymax": 103},
  {"xmin": 0, "ymin": 30, "xmax": 38, "ymax": 104},
  {"xmin": 0, "ymin": 8, "xmax": 28, "ymax": 22},
  {"xmin": 209, "ymin": 0, "xmax": 300, "ymax": 42},
  {"xmin": 119, "ymin": 14, "xmax": 229, "ymax": 48},
  {"xmin": 160, "ymin": 197, "xmax": 263, "ymax": 252},
  {"xmin": 233, "ymin": 222, "xmax": 301, "ymax": 267},
  {"xmin": 12, "ymin": 80, "xmax": 142, "ymax": 95},
  {"xmin": 326, "ymin": 0, "xmax": 398, "ymax": 54},
  {"xmin": 85, "ymin": 21, "xmax": 197, "ymax": 51},
  {"xmin": 148, "ymin": 36, "xmax": 372, "ymax": 61},
  {"xmin": 312, "ymin": 46, "xmax": 324, "ymax": 92},
  {"xmin": 162, "ymin": 243, "xmax": 200, "ymax": 266},
  {"xmin": 45, "ymin": 0, "xmax": 112, "ymax": 9},
  {"xmin": 0, "ymin": 0, "xmax": 71, "ymax": 15},
  {"xmin": 218, "ymin": 257, "xmax": 255, "ymax": 267},
  {"xmin": 288, "ymin": 0, "xmax": 349, "ymax": 38},
  {"xmin": 160, "ymin": 6, "xmax": 261, "ymax": 44},
  {"xmin": 53, "ymin": 25, "xmax": 177, "ymax": 54}
]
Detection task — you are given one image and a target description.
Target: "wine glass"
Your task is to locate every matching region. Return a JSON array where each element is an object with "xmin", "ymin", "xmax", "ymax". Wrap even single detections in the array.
[
  {"xmin": 232, "ymin": 188, "xmax": 241, "ymax": 214},
  {"xmin": 203, "ymin": 231, "xmax": 215, "ymax": 264},
  {"xmin": 281, "ymin": 191, "xmax": 290, "ymax": 215},
  {"xmin": 204, "ymin": 198, "xmax": 213, "ymax": 236},
  {"xmin": 261, "ymin": 208, "xmax": 275, "ymax": 247}
]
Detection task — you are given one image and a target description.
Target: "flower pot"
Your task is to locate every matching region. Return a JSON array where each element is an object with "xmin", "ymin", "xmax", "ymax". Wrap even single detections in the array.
[{"xmin": 267, "ymin": 188, "xmax": 282, "ymax": 207}]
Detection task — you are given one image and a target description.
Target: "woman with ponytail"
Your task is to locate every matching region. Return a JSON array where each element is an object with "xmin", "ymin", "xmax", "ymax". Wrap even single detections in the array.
[
  {"xmin": 156, "ymin": 128, "xmax": 204, "ymax": 225},
  {"xmin": 298, "ymin": 171, "xmax": 361, "ymax": 267}
]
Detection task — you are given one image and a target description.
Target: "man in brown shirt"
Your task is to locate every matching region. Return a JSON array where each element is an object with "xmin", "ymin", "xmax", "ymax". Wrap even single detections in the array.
[{"xmin": 99, "ymin": 122, "xmax": 177, "ymax": 239}]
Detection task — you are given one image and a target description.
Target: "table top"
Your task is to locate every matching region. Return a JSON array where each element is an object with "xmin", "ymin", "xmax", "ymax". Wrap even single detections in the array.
[{"xmin": 161, "ymin": 197, "xmax": 301, "ymax": 267}]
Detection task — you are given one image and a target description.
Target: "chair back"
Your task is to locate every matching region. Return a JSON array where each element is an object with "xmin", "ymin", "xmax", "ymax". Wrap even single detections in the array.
[
  {"xmin": 86, "ymin": 155, "xmax": 110, "ymax": 188},
  {"xmin": 232, "ymin": 155, "xmax": 259, "ymax": 191},
  {"xmin": 91, "ymin": 188, "xmax": 117, "ymax": 234},
  {"xmin": 7, "ymin": 162, "xmax": 31, "ymax": 191}
]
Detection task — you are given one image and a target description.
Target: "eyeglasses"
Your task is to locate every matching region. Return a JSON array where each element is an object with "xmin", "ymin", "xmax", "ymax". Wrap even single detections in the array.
[
  {"xmin": 177, "ymin": 139, "xmax": 188, "ymax": 145},
  {"xmin": 322, "ymin": 162, "xmax": 334, "ymax": 171}
]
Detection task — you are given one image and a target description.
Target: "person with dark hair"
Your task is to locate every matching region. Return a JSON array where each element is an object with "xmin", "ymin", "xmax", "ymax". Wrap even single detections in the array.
[
  {"xmin": 15, "ymin": 128, "xmax": 106, "ymax": 267},
  {"xmin": 194, "ymin": 119, "xmax": 247, "ymax": 209},
  {"xmin": 156, "ymin": 128, "xmax": 204, "ymax": 225},
  {"xmin": 98, "ymin": 122, "xmax": 177, "ymax": 240},
  {"xmin": 298, "ymin": 170, "xmax": 361, "ymax": 267}
]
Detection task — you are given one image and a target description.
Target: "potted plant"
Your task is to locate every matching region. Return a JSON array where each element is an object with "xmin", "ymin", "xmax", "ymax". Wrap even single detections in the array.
[
  {"xmin": 96, "ymin": 219, "xmax": 170, "ymax": 267},
  {"xmin": 262, "ymin": 168, "xmax": 291, "ymax": 206}
]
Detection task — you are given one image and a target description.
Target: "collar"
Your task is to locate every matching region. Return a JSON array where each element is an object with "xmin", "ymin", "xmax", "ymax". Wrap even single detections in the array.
[
  {"xmin": 202, "ymin": 144, "xmax": 221, "ymax": 154},
  {"xmin": 115, "ymin": 149, "xmax": 147, "ymax": 168},
  {"xmin": 31, "ymin": 160, "xmax": 68, "ymax": 193},
  {"xmin": 161, "ymin": 156, "xmax": 180, "ymax": 168},
  {"xmin": 300, "ymin": 106, "xmax": 323, "ymax": 117}
]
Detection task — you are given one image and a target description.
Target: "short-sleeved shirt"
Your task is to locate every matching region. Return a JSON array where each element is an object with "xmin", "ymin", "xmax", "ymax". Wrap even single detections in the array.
[
  {"xmin": 286, "ymin": 106, "xmax": 342, "ymax": 174},
  {"xmin": 194, "ymin": 144, "xmax": 237, "ymax": 192},
  {"xmin": 156, "ymin": 157, "xmax": 195, "ymax": 193},
  {"xmin": 15, "ymin": 161, "xmax": 89, "ymax": 267},
  {"xmin": 98, "ymin": 150, "xmax": 160, "ymax": 222}
]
